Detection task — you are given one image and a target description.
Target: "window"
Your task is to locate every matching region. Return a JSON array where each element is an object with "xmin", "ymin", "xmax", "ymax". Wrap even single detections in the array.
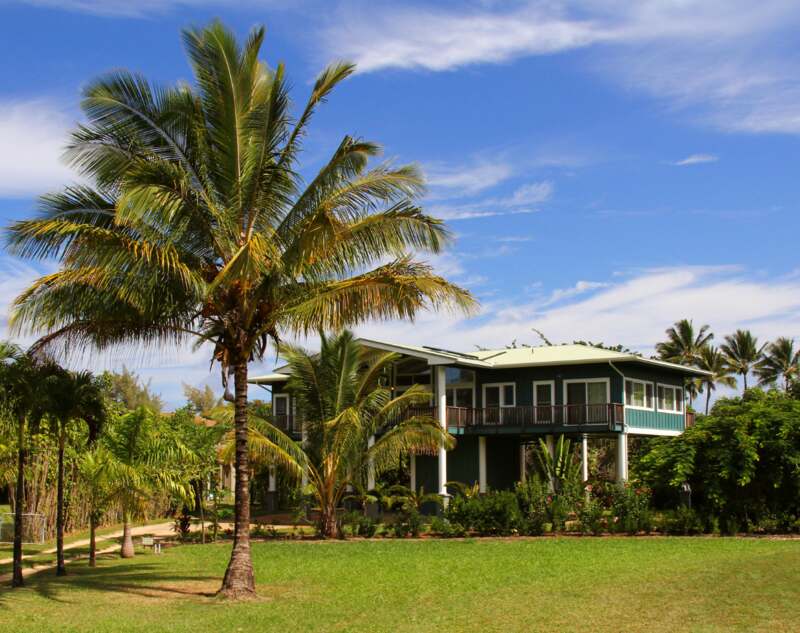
[
  {"xmin": 563, "ymin": 379, "xmax": 609, "ymax": 424},
  {"xmin": 657, "ymin": 384, "xmax": 684, "ymax": 413},
  {"xmin": 625, "ymin": 379, "xmax": 654, "ymax": 409},
  {"xmin": 534, "ymin": 380, "xmax": 555, "ymax": 422},
  {"xmin": 446, "ymin": 387, "xmax": 474, "ymax": 407},
  {"xmin": 483, "ymin": 383, "xmax": 515, "ymax": 423}
]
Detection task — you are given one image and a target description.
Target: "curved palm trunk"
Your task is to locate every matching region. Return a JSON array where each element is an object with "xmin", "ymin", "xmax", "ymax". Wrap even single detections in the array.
[
  {"xmin": 705, "ymin": 388, "xmax": 711, "ymax": 416},
  {"xmin": 12, "ymin": 417, "xmax": 25, "ymax": 588},
  {"xmin": 120, "ymin": 511, "xmax": 135, "ymax": 558},
  {"xmin": 56, "ymin": 423, "xmax": 67, "ymax": 576},
  {"xmin": 742, "ymin": 372, "xmax": 748, "ymax": 392},
  {"xmin": 219, "ymin": 360, "xmax": 255, "ymax": 598}
]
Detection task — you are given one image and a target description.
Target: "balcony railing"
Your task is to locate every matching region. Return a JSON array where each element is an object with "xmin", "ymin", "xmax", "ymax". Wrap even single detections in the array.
[{"xmin": 408, "ymin": 403, "xmax": 625, "ymax": 430}]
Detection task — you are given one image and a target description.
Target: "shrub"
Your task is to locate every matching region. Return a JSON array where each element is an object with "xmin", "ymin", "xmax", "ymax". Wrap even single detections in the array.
[
  {"xmin": 610, "ymin": 484, "xmax": 653, "ymax": 534},
  {"xmin": 343, "ymin": 511, "xmax": 378, "ymax": 538},
  {"xmin": 447, "ymin": 490, "xmax": 522, "ymax": 536},
  {"xmin": 515, "ymin": 477, "xmax": 550, "ymax": 536},
  {"xmin": 393, "ymin": 506, "xmax": 423, "ymax": 538},
  {"xmin": 577, "ymin": 496, "xmax": 605, "ymax": 535},
  {"xmin": 666, "ymin": 506, "xmax": 704, "ymax": 535},
  {"xmin": 173, "ymin": 510, "xmax": 192, "ymax": 542},
  {"xmin": 429, "ymin": 516, "xmax": 466, "ymax": 538}
]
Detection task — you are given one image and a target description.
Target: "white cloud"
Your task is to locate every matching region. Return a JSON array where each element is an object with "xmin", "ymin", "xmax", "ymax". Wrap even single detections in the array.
[
  {"xmin": 505, "ymin": 181, "xmax": 554, "ymax": 206},
  {"xmin": 351, "ymin": 265, "xmax": 800, "ymax": 361},
  {"xmin": 14, "ymin": 0, "xmax": 256, "ymax": 18},
  {"xmin": 0, "ymin": 101, "xmax": 78, "ymax": 197},
  {"xmin": 671, "ymin": 154, "xmax": 718, "ymax": 166},
  {"xmin": 429, "ymin": 180, "xmax": 554, "ymax": 221},
  {"xmin": 426, "ymin": 160, "xmax": 514, "ymax": 195},
  {"xmin": 542, "ymin": 280, "xmax": 610, "ymax": 306},
  {"xmin": 321, "ymin": 1, "xmax": 800, "ymax": 135}
]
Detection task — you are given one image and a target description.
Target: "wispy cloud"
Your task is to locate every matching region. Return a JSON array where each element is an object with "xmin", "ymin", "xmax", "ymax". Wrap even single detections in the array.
[
  {"xmin": 425, "ymin": 159, "xmax": 514, "ymax": 195},
  {"xmin": 0, "ymin": 100, "xmax": 78, "ymax": 197},
  {"xmin": 13, "ymin": 0, "xmax": 275, "ymax": 18},
  {"xmin": 670, "ymin": 153, "xmax": 719, "ymax": 166},
  {"xmin": 321, "ymin": 1, "xmax": 800, "ymax": 135},
  {"xmin": 429, "ymin": 180, "xmax": 554, "ymax": 221}
]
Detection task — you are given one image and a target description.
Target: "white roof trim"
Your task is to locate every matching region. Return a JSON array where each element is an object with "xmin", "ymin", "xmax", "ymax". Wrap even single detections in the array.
[{"xmin": 248, "ymin": 372, "xmax": 289, "ymax": 384}]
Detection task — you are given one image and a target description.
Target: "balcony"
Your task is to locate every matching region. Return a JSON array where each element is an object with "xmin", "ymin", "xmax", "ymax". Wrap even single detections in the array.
[{"xmin": 409, "ymin": 403, "xmax": 625, "ymax": 433}]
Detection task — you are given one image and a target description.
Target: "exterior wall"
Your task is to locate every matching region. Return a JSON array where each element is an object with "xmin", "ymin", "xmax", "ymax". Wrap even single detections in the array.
[{"xmin": 617, "ymin": 364, "xmax": 686, "ymax": 433}]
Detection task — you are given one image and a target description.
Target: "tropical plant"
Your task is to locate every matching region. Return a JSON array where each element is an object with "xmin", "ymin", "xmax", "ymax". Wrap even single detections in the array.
[
  {"xmin": 720, "ymin": 329, "xmax": 765, "ymax": 392},
  {"xmin": 0, "ymin": 342, "xmax": 55, "ymax": 588},
  {"xmin": 656, "ymin": 319, "xmax": 713, "ymax": 365},
  {"xmin": 755, "ymin": 337, "xmax": 800, "ymax": 391},
  {"xmin": 77, "ymin": 447, "xmax": 114, "ymax": 567},
  {"xmin": 45, "ymin": 368, "xmax": 106, "ymax": 576},
  {"xmin": 696, "ymin": 345, "xmax": 737, "ymax": 415},
  {"xmin": 102, "ymin": 408, "xmax": 194, "ymax": 557},
  {"xmin": 535, "ymin": 435, "xmax": 581, "ymax": 493},
  {"xmin": 389, "ymin": 484, "xmax": 443, "ymax": 513},
  {"xmin": 6, "ymin": 21, "xmax": 474, "ymax": 597},
  {"xmin": 219, "ymin": 330, "xmax": 454, "ymax": 538}
]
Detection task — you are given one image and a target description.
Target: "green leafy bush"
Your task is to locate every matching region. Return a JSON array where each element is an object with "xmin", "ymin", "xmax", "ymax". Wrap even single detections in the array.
[
  {"xmin": 577, "ymin": 496, "xmax": 605, "ymax": 535},
  {"xmin": 610, "ymin": 484, "xmax": 653, "ymax": 534},
  {"xmin": 446, "ymin": 490, "xmax": 522, "ymax": 536},
  {"xmin": 515, "ymin": 477, "xmax": 549, "ymax": 536},
  {"xmin": 343, "ymin": 511, "xmax": 378, "ymax": 538},
  {"xmin": 429, "ymin": 516, "xmax": 466, "ymax": 538},
  {"xmin": 666, "ymin": 506, "xmax": 704, "ymax": 535}
]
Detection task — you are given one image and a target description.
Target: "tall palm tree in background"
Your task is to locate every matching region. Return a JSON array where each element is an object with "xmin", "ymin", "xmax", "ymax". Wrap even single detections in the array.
[
  {"xmin": 720, "ymin": 329, "xmax": 764, "ymax": 392},
  {"xmin": 46, "ymin": 369, "xmax": 106, "ymax": 576},
  {"xmin": 656, "ymin": 319, "xmax": 713, "ymax": 404},
  {"xmin": 755, "ymin": 337, "xmax": 800, "ymax": 391},
  {"xmin": 5, "ymin": 22, "xmax": 474, "ymax": 596},
  {"xmin": 219, "ymin": 331, "xmax": 454, "ymax": 538},
  {"xmin": 696, "ymin": 345, "xmax": 737, "ymax": 415}
]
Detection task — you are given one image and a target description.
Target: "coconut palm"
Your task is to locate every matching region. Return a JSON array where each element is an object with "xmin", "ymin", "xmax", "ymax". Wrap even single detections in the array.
[
  {"xmin": 695, "ymin": 345, "xmax": 737, "ymax": 415},
  {"xmin": 755, "ymin": 337, "xmax": 800, "ymax": 391},
  {"xmin": 720, "ymin": 329, "xmax": 765, "ymax": 392},
  {"xmin": 102, "ymin": 408, "xmax": 194, "ymax": 558},
  {"xmin": 6, "ymin": 22, "xmax": 474, "ymax": 596},
  {"xmin": 656, "ymin": 319, "xmax": 713, "ymax": 365},
  {"xmin": 656, "ymin": 319, "xmax": 713, "ymax": 404},
  {"xmin": 219, "ymin": 330, "xmax": 454, "ymax": 538}
]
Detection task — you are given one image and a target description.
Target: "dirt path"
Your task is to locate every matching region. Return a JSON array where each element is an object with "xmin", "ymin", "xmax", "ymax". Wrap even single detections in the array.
[{"xmin": 0, "ymin": 521, "xmax": 176, "ymax": 583}]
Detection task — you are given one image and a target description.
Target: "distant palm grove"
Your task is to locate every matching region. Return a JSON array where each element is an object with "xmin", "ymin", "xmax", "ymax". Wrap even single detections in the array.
[{"xmin": 1, "ymin": 20, "xmax": 799, "ymax": 609}]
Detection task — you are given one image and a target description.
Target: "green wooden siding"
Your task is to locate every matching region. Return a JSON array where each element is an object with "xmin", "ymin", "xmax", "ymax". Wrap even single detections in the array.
[{"xmin": 625, "ymin": 408, "xmax": 684, "ymax": 432}]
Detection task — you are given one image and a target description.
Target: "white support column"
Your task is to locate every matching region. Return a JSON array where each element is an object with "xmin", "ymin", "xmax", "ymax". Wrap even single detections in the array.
[
  {"xmin": 410, "ymin": 454, "xmax": 416, "ymax": 492},
  {"xmin": 581, "ymin": 434, "xmax": 589, "ymax": 482},
  {"xmin": 519, "ymin": 442, "xmax": 527, "ymax": 483},
  {"xmin": 268, "ymin": 466, "xmax": 277, "ymax": 492},
  {"xmin": 478, "ymin": 436, "xmax": 487, "ymax": 493},
  {"xmin": 616, "ymin": 432, "xmax": 628, "ymax": 482},
  {"xmin": 435, "ymin": 366, "xmax": 449, "ymax": 506},
  {"xmin": 367, "ymin": 435, "xmax": 376, "ymax": 490}
]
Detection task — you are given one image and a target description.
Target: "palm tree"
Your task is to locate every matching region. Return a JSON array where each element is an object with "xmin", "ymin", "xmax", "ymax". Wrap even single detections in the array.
[
  {"xmin": 219, "ymin": 331, "xmax": 454, "ymax": 538},
  {"xmin": 77, "ymin": 447, "xmax": 114, "ymax": 567},
  {"xmin": 6, "ymin": 21, "xmax": 474, "ymax": 597},
  {"xmin": 720, "ymin": 329, "xmax": 765, "ymax": 392},
  {"xmin": 102, "ymin": 408, "xmax": 194, "ymax": 557},
  {"xmin": 656, "ymin": 319, "xmax": 713, "ymax": 404},
  {"xmin": 45, "ymin": 368, "xmax": 107, "ymax": 576},
  {"xmin": 696, "ymin": 345, "xmax": 737, "ymax": 415},
  {"xmin": 755, "ymin": 337, "xmax": 800, "ymax": 391}
]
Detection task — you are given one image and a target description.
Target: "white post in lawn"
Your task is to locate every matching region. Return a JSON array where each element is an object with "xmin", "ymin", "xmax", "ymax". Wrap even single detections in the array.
[
  {"xmin": 410, "ymin": 454, "xmax": 416, "ymax": 492},
  {"xmin": 436, "ymin": 365, "xmax": 449, "ymax": 507},
  {"xmin": 581, "ymin": 434, "xmax": 589, "ymax": 482},
  {"xmin": 519, "ymin": 443, "xmax": 527, "ymax": 483},
  {"xmin": 268, "ymin": 466, "xmax": 277, "ymax": 492},
  {"xmin": 616, "ymin": 432, "xmax": 628, "ymax": 482},
  {"xmin": 478, "ymin": 436, "xmax": 487, "ymax": 493},
  {"xmin": 367, "ymin": 435, "xmax": 376, "ymax": 490}
]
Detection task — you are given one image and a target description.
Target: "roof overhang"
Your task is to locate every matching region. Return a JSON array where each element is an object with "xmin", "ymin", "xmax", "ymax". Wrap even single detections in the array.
[{"xmin": 248, "ymin": 372, "xmax": 290, "ymax": 385}]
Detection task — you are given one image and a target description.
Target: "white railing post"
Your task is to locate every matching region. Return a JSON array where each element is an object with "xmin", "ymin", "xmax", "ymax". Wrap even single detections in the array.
[
  {"xmin": 581, "ymin": 434, "xmax": 589, "ymax": 482},
  {"xmin": 436, "ymin": 366, "xmax": 449, "ymax": 507}
]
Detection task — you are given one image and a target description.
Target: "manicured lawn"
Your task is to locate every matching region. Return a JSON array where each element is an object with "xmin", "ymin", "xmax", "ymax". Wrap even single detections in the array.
[{"xmin": 1, "ymin": 537, "xmax": 798, "ymax": 632}]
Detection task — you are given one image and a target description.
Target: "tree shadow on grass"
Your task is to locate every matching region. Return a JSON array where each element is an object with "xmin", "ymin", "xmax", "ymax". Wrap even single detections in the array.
[{"xmin": 0, "ymin": 554, "xmax": 219, "ymax": 606}]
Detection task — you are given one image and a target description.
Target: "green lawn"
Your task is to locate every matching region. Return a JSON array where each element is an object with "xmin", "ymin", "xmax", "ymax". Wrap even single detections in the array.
[{"xmin": 1, "ymin": 537, "xmax": 798, "ymax": 633}]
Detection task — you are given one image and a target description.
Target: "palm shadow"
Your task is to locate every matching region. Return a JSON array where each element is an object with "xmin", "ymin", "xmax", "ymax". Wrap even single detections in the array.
[{"xmin": 0, "ymin": 553, "xmax": 219, "ymax": 605}]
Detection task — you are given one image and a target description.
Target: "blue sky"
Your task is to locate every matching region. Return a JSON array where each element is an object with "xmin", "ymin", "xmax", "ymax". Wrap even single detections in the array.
[{"xmin": 1, "ymin": 0, "xmax": 799, "ymax": 406}]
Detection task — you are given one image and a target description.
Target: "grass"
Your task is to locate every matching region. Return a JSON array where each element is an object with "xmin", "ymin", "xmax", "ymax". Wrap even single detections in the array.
[{"xmin": 1, "ymin": 537, "xmax": 798, "ymax": 633}]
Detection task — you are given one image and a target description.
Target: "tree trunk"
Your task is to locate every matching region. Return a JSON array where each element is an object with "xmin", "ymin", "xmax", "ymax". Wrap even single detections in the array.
[
  {"xmin": 320, "ymin": 504, "xmax": 339, "ymax": 539},
  {"xmin": 743, "ymin": 373, "xmax": 748, "ymax": 392},
  {"xmin": 199, "ymin": 480, "xmax": 206, "ymax": 545},
  {"xmin": 89, "ymin": 514, "xmax": 97, "ymax": 567},
  {"xmin": 705, "ymin": 389, "xmax": 711, "ymax": 416},
  {"xmin": 120, "ymin": 512, "xmax": 135, "ymax": 558},
  {"xmin": 12, "ymin": 417, "xmax": 25, "ymax": 588},
  {"xmin": 218, "ymin": 360, "xmax": 256, "ymax": 599},
  {"xmin": 56, "ymin": 423, "xmax": 66, "ymax": 576}
]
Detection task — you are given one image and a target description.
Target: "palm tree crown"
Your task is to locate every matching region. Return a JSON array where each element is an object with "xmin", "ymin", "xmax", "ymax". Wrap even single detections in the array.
[
  {"xmin": 755, "ymin": 337, "xmax": 800, "ymax": 391},
  {"xmin": 695, "ymin": 345, "xmax": 737, "ymax": 415},
  {"xmin": 656, "ymin": 319, "xmax": 713, "ymax": 365},
  {"xmin": 5, "ymin": 22, "xmax": 474, "ymax": 597},
  {"xmin": 720, "ymin": 329, "xmax": 764, "ymax": 392}
]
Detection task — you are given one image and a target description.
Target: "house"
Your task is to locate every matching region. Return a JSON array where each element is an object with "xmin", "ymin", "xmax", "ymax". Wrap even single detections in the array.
[{"xmin": 249, "ymin": 339, "xmax": 708, "ymax": 503}]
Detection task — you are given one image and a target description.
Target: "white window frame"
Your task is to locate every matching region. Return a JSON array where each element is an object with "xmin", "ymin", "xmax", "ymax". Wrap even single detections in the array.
[
  {"xmin": 562, "ymin": 378, "xmax": 610, "ymax": 405},
  {"xmin": 532, "ymin": 380, "xmax": 555, "ymax": 406},
  {"xmin": 273, "ymin": 393, "xmax": 290, "ymax": 415},
  {"xmin": 482, "ymin": 382, "xmax": 516, "ymax": 408},
  {"xmin": 446, "ymin": 385, "xmax": 475, "ymax": 408},
  {"xmin": 656, "ymin": 383, "xmax": 684, "ymax": 414},
  {"xmin": 624, "ymin": 378, "xmax": 655, "ymax": 411}
]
